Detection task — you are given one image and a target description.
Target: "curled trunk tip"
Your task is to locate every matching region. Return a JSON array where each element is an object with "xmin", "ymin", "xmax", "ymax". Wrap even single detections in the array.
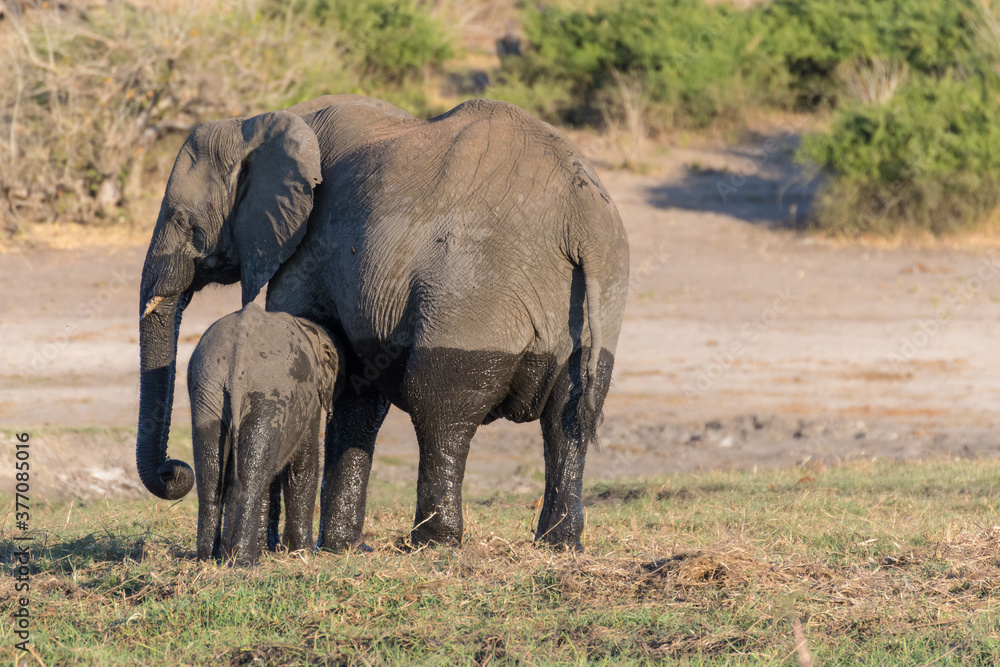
[{"xmin": 147, "ymin": 459, "xmax": 195, "ymax": 500}]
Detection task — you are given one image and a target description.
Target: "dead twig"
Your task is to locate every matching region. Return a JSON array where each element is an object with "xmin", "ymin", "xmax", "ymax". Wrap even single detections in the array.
[{"xmin": 790, "ymin": 616, "xmax": 812, "ymax": 667}]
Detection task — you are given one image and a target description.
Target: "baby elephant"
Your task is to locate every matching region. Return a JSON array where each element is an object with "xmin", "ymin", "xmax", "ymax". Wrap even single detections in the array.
[{"xmin": 187, "ymin": 303, "xmax": 341, "ymax": 564}]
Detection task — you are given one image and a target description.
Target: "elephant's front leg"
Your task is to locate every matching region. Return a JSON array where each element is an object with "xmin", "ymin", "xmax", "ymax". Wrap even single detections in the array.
[{"xmin": 318, "ymin": 391, "xmax": 390, "ymax": 551}]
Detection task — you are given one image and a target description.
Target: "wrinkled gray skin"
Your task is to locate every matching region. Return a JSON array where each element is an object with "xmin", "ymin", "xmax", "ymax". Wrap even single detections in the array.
[
  {"xmin": 188, "ymin": 303, "xmax": 340, "ymax": 564},
  {"xmin": 137, "ymin": 95, "xmax": 629, "ymax": 551}
]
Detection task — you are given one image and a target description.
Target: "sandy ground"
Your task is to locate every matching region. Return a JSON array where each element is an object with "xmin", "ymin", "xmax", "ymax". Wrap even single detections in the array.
[{"xmin": 3, "ymin": 132, "xmax": 1000, "ymax": 504}]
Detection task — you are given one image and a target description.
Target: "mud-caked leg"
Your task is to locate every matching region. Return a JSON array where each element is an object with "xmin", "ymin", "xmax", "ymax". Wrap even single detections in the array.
[
  {"xmin": 535, "ymin": 351, "xmax": 610, "ymax": 551},
  {"xmin": 226, "ymin": 477, "xmax": 270, "ymax": 564},
  {"xmin": 225, "ymin": 399, "xmax": 279, "ymax": 564},
  {"xmin": 193, "ymin": 416, "xmax": 225, "ymax": 561},
  {"xmin": 404, "ymin": 349, "xmax": 503, "ymax": 547},
  {"xmin": 408, "ymin": 415, "xmax": 477, "ymax": 546},
  {"xmin": 282, "ymin": 418, "xmax": 320, "ymax": 553},
  {"xmin": 318, "ymin": 390, "xmax": 390, "ymax": 551},
  {"xmin": 536, "ymin": 404, "xmax": 587, "ymax": 551}
]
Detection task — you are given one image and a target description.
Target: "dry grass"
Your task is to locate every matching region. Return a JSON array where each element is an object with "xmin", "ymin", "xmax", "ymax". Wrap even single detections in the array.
[
  {"xmin": 2, "ymin": 459, "xmax": 999, "ymax": 664},
  {"xmin": 600, "ymin": 70, "xmax": 650, "ymax": 172},
  {"xmin": 0, "ymin": 0, "xmax": 349, "ymax": 238},
  {"xmin": 838, "ymin": 56, "xmax": 909, "ymax": 106}
]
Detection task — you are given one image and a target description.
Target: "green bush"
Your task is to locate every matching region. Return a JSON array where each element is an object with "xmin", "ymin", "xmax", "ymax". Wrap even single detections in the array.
[
  {"xmin": 493, "ymin": 0, "xmax": 781, "ymax": 128},
  {"xmin": 306, "ymin": 0, "xmax": 453, "ymax": 85},
  {"xmin": 800, "ymin": 74, "xmax": 1000, "ymax": 235},
  {"xmin": 493, "ymin": 0, "xmax": 982, "ymax": 126},
  {"xmin": 757, "ymin": 0, "xmax": 980, "ymax": 108},
  {"xmin": 496, "ymin": 0, "xmax": 1000, "ymax": 235}
]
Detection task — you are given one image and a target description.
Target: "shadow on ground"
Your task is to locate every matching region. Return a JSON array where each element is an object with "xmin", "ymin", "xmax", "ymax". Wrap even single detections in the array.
[{"xmin": 646, "ymin": 134, "xmax": 824, "ymax": 228}]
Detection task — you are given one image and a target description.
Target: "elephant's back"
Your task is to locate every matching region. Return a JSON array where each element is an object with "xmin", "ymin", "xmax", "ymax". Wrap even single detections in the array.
[
  {"xmin": 307, "ymin": 98, "xmax": 628, "ymax": 354},
  {"xmin": 300, "ymin": 96, "xmax": 425, "ymax": 167},
  {"xmin": 190, "ymin": 305, "xmax": 321, "ymax": 393},
  {"xmin": 394, "ymin": 99, "xmax": 623, "ymax": 250}
]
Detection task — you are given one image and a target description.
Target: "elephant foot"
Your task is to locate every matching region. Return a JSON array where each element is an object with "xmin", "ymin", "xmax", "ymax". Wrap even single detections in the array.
[
  {"xmin": 339, "ymin": 541, "xmax": 374, "ymax": 554},
  {"xmin": 317, "ymin": 534, "xmax": 371, "ymax": 553},
  {"xmin": 400, "ymin": 527, "xmax": 461, "ymax": 551},
  {"xmin": 534, "ymin": 535, "xmax": 584, "ymax": 553},
  {"xmin": 535, "ymin": 509, "xmax": 585, "ymax": 553},
  {"xmin": 224, "ymin": 551, "xmax": 261, "ymax": 568}
]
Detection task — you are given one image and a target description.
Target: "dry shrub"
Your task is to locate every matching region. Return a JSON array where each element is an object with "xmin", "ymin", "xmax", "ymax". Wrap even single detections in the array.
[
  {"xmin": 0, "ymin": 1, "xmax": 347, "ymax": 235},
  {"xmin": 838, "ymin": 56, "xmax": 908, "ymax": 106},
  {"xmin": 1, "ymin": 3, "xmax": 200, "ymax": 229},
  {"xmin": 598, "ymin": 69, "xmax": 649, "ymax": 172},
  {"xmin": 642, "ymin": 550, "xmax": 764, "ymax": 587}
]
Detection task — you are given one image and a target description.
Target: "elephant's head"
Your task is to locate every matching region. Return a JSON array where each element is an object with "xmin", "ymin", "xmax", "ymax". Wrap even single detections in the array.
[{"xmin": 137, "ymin": 110, "xmax": 322, "ymax": 500}]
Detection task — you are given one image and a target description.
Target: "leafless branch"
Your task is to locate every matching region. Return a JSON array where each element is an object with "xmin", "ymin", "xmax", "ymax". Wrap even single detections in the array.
[{"xmin": 790, "ymin": 616, "xmax": 813, "ymax": 667}]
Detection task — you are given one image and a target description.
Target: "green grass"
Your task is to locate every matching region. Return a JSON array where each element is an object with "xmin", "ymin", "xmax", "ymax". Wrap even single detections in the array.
[{"xmin": 2, "ymin": 459, "xmax": 999, "ymax": 664}]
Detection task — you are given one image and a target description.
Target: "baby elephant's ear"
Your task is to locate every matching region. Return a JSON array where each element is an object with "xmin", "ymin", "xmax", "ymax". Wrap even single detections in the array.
[{"xmin": 296, "ymin": 319, "xmax": 341, "ymax": 413}]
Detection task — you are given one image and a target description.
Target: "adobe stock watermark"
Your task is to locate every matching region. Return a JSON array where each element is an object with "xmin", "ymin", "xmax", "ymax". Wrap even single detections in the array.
[
  {"xmin": 348, "ymin": 336, "xmax": 408, "ymax": 394},
  {"xmin": 887, "ymin": 251, "xmax": 1000, "ymax": 370},
  {"xmin": 629, "ymin": 241, "xmax": 671, "ymax": 293},
  {"xmin": 17, "ymin": 265, "xmax": 138, "ymax": 376},
  {"xmin": 682, "ymin": 287, "xmax": 799, "ymax": 398}
]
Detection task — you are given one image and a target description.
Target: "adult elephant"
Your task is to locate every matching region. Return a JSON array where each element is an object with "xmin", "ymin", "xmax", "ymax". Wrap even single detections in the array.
[{"xmin": 136, "ymin": 95, "xmax": 629, "ymax": 551}]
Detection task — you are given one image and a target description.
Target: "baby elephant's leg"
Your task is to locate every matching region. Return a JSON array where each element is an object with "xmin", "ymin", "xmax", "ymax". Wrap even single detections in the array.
[
  {"xmin": 226, "ymin": 395, "xmax": 281, "ymax": 564},
  {"xmin": 193, "ymin": 416, "xmax": 225, "ymax": 561},
  {"xmin": 282, "ymin": 417, "xmax": 320, "ymax": 553},
  {"xmin": 263, "ymin": 477, "xmax": 281, "ymax": 552}
]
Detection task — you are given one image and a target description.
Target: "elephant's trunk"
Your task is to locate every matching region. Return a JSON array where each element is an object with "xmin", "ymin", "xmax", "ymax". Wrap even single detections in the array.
[{"xmin": 136, "ymin": 292, "xmax": 194, "ymax": 500}]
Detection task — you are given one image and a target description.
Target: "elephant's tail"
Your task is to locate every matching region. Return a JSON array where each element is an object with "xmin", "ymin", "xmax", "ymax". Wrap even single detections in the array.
[
  {"xmin": 583, "ymin": 272, "xmax": 603, "ymax": 414},
  {"xmin": 218, "ymin": 388, "xmax": 240, "ymax": 551},
  {"xmin": 224, "ymin": 387, "xmax": 240, "ymax": 496}
]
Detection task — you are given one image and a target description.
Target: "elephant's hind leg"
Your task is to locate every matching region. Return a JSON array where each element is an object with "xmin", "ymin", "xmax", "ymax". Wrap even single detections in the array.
[
  {"xmin": 535, "ymin": 348, "xmax": 614, "ymax": 551},
  {"xmin": 282, "ymin": 417, "xmax": 320, "ymax": 553},
  {"xmin": 408, "ymin": 413, "xmax": 479, "ymax": 547},
  {"xmin": 226, "ymin": 395, "xmax": 281, "ymax": 565},
  {"xmin": 193, "ymin": 415, "xmax": 226, "ymax": 561},
  {"xmin": 318, "ymin": 390, "xmax": 390, "ymax": 552},
  {"xmin": 404, "ymin": 348, "xmax": 511, "ymax": 547}
]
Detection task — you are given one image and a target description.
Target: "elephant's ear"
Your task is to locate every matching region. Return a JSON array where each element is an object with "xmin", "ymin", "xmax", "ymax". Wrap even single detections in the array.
[
  {"xmin": 233, "ymin": 110, "xmax": 322, "ymax": 305},
  {"xmin": 295, "ymin": 318, "xmax": 342, "ymax": 418}
]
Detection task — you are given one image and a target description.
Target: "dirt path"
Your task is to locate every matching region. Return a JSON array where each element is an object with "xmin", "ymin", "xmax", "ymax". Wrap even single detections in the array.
[{"xmin": 3, "ymin": 134, "xmax": 1000, "ymax": 502}]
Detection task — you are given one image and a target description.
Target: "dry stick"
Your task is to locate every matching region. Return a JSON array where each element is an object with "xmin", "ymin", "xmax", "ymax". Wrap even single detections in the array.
[
  {"xmin": 10, "ymin": 58, "xmax": 22, "ymax": 168},
  {"xmin": 790, "ymin": 616, "xmax": 812, "ymax": 667},
  {"xmin": 916, "ymin": 642, "xmax": 963, "ymax": 667},
  {"xmin": 9, "ymin": 12, "xmax": 55, "ymax": 73},
  {"xmin": 26, "ymin": 643, "xmax": 48, "ymax": 667}
]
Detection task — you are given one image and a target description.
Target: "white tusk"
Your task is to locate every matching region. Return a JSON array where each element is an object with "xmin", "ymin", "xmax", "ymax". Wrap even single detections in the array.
[{"xmin": 142, "ymin": 296, "xmax": 165, "ymax": 320}]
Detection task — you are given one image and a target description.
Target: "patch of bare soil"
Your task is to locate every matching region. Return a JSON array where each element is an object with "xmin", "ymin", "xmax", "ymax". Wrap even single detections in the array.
[{"xmin": 3, "ymin": 132, "xmax": 1000, "ymax": 502}]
